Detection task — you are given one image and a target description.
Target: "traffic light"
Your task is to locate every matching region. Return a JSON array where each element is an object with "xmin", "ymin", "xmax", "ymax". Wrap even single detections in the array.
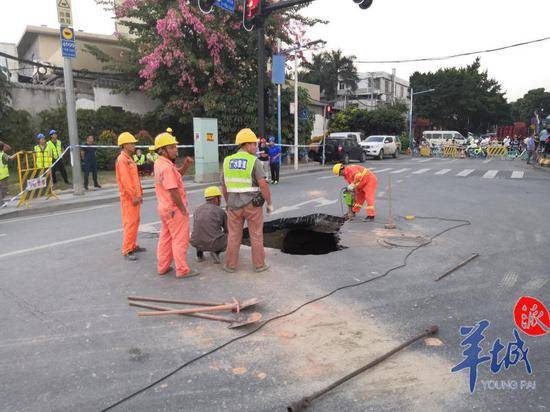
[
  {"xmin": 245, "ymin": 0, "xmax": 261, "ymax": 20},
  {"xmin": 326, "ymin": 104, "xmax": 333, "ymax": 118},
  {"xmin": 353, "ymin": 0, "xmax": 373, "ymax": 9}
]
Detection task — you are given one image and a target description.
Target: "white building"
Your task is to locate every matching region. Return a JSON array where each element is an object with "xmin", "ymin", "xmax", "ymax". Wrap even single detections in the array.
[
  {"xmin": 0, "ymin": 42, "xmax": 19, "ymax": 82},
  {"xmin": 336, "ymin": 71, "xmax": 410, "ymax": 111}
]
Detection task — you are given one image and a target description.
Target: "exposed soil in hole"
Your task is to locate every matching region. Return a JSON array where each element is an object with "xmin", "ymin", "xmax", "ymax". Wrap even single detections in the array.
[{"xmin": 242, "ymin": 213, "xmax": 346, "ymax": 255}]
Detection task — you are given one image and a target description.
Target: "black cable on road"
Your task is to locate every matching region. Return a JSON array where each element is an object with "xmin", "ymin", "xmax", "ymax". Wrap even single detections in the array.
[{"xmin": 101, "ymin": 215, "xmax": 471, "ymax": 411}]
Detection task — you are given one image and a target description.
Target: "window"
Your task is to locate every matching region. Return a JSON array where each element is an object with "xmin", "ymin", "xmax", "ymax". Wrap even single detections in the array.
[
  {"xmin": 373, "ymin": 78, "xmax": 381, "ymax": 90},
  {"xmin": 385, "ymin": 80, "xmax": 391, "ymax": 94},
  {"xmin": 339, "ymin": 82, "xmax": 346, "ymax": 90}
]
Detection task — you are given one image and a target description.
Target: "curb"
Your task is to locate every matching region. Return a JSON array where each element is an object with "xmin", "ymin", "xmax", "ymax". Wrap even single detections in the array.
[{"xmin": 0, "ymin": 166, "xmax": 327, "ymax": 220}]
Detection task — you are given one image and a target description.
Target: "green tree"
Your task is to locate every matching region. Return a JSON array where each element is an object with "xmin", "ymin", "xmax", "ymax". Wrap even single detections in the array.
[
  {"xmin": 410, "ymin": 58, "xmax": 510, "ymax": 134},
  {"xmin": 329, "ymin": 105, "xmax": 406, "ymax": 136},
  {"xmin": 301, "ymin": 49, "xmax": 358, "ymax": 101},
  {"xmin": 510, "ymin": 88, "xmax": 550, "ymax": 124},
  {"xmin": 0, "ymin": 67, "xmax": 12, "ymax": 119}
]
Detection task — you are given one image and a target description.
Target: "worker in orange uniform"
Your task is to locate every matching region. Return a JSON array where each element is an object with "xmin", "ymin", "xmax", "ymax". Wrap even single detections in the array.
[
  {"xmin": 153, "ymin": 132, "xmax": 199, "ymax": 278},
  {"xmin": 333, "ymin": 163, "xmax": 378, "ymax": 221},
  {"xmin": 115, "ymin": 132, "xmax": 145, "ymax": 261}
]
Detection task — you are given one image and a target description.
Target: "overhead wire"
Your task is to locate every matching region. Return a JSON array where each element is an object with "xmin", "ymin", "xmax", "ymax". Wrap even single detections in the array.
[
  {"xmin": 355, "ymin": 35, "xmax": 550, "ymax": 64},
  {"xmin": 101, "ymin": 215, "xmax": 471, "ymax": 411}
]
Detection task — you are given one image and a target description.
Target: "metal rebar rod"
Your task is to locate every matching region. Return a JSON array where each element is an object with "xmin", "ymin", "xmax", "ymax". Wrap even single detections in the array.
[
  {"xmin": 129, "ymin": 302, "xmax": 236, "ymax": 323},
  {"xmin": 287, "ymin": 325, "xmax": 439, "ymax": 412},
  {"xmin": 435, "ymin": 253, "xmax": 479, "ymax": 282},
  {"xmin": 128, "ymin": 296, "xmax": 222, "ymax": 307}
]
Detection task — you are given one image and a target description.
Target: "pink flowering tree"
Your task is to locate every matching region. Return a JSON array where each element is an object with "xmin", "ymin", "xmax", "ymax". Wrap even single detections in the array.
[{"xmin": 92, "ymin": 0, "xmax": 320, "ymax": 140}]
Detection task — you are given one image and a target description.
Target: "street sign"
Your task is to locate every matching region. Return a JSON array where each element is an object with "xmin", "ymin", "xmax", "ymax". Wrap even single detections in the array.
[
  {"xmin": 272, "ymin": 54, "xmax": 285, "ymax": 85},
  {"xmin": 299, "ymin": 108, "xmax": 309, "ymax": 120},
  {"xmin": 57, "ymin": 0, "xmax": 73, "ymax": 26},
  {"xmin": 60, "ymin": 26, "xmax": 76, "ymax": 59},
  {"xmin": 215, "ymin": 0, "xmax": 235, "ymax": 13}
]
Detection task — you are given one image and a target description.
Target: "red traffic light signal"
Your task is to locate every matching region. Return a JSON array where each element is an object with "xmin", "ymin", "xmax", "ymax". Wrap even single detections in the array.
[
  {"xmin": 353, "ymin": 0, "xmax": 373, "ymax": 9},
  {"xmin": 246, "ymin": 0, "xmax": 261, "ymax": 20}
]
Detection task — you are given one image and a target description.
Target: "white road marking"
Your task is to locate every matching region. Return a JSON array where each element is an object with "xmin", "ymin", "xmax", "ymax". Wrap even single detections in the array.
[
  {"xmin": 500, "ymin": 272, "xmax": 518, "ymax": 289},
  {"xmin": 373, "ymin": 168, "xmax": 393, "ymax": 173},
  {"xmin": 0, "ymin": 204, "xmax": 114, "ymax": 225},
  {"xmin": 482, "ymin": 170, "xmax": 498, "ymax": 179},
  {"xmin": 417, "ymin": 159, "xmax": 432, "ymax": 163},
  {"xmin": 435, "ymin": 169, "xmax": 451, "ymax": 175},
  {"xmin": 511, "ymin": 171, "xmax": 524, "ymax": 179},
  {"xmin": 0, "ymin": 234, "xmax": 6, "ymax": 237},
  {"xmin": 377, "ymin": 191, "xmax": 385, "ymax": 198},
  {"xmin": 390, "ymin": 168, "xmax": 410, "ymax": 174},
  {"xmin": 318, "ymin": 175, "xmax": 336, "ymax": 180},
  {"xmin": 396, "ymin": 180, "xmax": 404, "ymax": 183},
  {"xmin": 523, "ymin": 278, "xmax": 548, "ymax": 291},
  {"xmin": 457, "ymin": 169, "xmax": 475, "ymax": 177},
  {"xmin": 483, "ymin": 159, "xmax": 493, "ymax": 164},
  {"xmin": 271, "ymin": 197, "xmax": 338, "ymax": 215},
  {"xmin": 412, "ymin": 168, "xmax": 431, "ymax": 174}
]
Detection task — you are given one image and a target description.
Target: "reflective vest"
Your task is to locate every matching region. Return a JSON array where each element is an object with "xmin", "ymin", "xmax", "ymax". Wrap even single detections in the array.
[
  {"xmin": 133, "ymin": 154, "xmax": 145, "ymax": 165},
  {"xmin": 34, "ymin": 145, "xmax": 52, "ymax": 169},
  {"xmin": 0, "ymin": 151, "xmax": 8, "ymax": 180},
  {"xmin": 47, "ymin": 139, "xmax": 63, "ymax": 159},
  {"xmin": 223, "ymin": 151, "xmax": 260, "ymax": 193},
  {"xmin": 147, "ymin": 153, "xmax": 159, "ymax": 163}
]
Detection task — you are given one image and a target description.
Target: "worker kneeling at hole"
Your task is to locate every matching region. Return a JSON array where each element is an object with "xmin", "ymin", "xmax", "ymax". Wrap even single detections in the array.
[
  {"xmin": 191, "ymin": 186, "xmax": 228, "ymax": 264},
  {"xmin": 334, "ymin": 163, "xmax": 377, "ymax": 221}
]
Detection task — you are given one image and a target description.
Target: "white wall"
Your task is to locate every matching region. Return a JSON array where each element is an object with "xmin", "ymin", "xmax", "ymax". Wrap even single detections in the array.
[{"xmin": 93, "ymin": 87, "xmax": 159, "ymax": 114}]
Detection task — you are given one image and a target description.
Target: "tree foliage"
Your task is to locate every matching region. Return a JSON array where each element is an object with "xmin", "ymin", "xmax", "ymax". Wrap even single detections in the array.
[
  {"xmin": 0, "ymin": 67, "xmax": 12, "ymax": 119},
  {"xmin": 329, "ymin": 105, "xmax": 407, "ymax": 136},
  {"xmin": 410, "ymin": 59, "xmax": 510, "ymax": 134},
  {"xmin": 510, "ymin": 88, "xmax": 550, "ymax": 124},
  {"xmin": 301, "ymin": 49, "xmax": 358, "ymax": 101},
  {"xmin": 92, "ymin": 0, "xmax": 319, "ymax": 141}
]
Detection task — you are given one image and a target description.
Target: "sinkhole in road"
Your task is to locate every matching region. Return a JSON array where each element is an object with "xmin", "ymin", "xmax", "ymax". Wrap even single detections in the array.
[{"xmin": 243, "ymin": 213, "xmax": 346, "ymax": 255}]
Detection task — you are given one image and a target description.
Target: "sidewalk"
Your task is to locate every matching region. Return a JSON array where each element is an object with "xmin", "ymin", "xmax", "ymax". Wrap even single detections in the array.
[{"xmin": 0, "ymin": 162, "xmax": 326, "ymax": 220}]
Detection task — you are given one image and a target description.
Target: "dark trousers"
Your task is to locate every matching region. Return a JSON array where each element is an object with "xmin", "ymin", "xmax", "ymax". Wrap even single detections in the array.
[
  {"xmin": 52, "ymin": 159, "xmax": 69, "ymax": 184},
  {"xmin": 270, "ymin": 162, "xmax": 280, "ymax": 182},
  {"xmin": 83, "ymin": 162, "xmax": 99, "ymax": 188}
]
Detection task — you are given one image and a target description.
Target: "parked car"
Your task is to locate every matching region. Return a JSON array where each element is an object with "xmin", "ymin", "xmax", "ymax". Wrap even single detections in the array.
[
  {"xmin": 423, "ymin": 131, "xmax": 467, "ymax": 147},
  {"xmin": 328, "ymin": 132, "xmax": 365, "ymax": 145},
  {"xmin": 309, "ymin": 137, "xmax": 367, "ymax": 164},
  {"xmin": 361, "ymin": 135, "xmax": 401, "ymax": 160}
]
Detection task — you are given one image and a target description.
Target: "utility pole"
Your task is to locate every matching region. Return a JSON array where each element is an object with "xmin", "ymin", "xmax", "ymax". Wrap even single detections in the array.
[
  {"xmin": 257, "ymin": 20, "xmax": 266, "ymax": 138},
  {"xmin": 294, "ymin": 50, "xmax": 299, "ymax": 170},
  {"xmin": 56, "ymin": 0, "xmax": 83, "ymax": 195}
]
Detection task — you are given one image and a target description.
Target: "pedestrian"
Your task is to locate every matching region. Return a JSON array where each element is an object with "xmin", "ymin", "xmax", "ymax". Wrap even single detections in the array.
[
  {"xmin": 191, "ymin": 186, "xmax": 228, "ymax": 264},
  {"xmin": 80, "ymin": 135, "xmax": 101, "ymax": 190},
  {"xmin": 0, "ymin": 141, "xmax": 18, "ymax": 206},
  {"xmin": 146, "ymin": 146, "xmax": 158, "ymax": 175},
  {"xmin": 221, "ymin": 128, "xmax": 273, "ymax": 273},
  {"xmin": 133, "ymin": 148, "xmax": 147, "ymax": 174},
  {"xmin": 258, "ymin": 137, "xmax": 270, "ymax": 181},
  {"xmin": 47, "ymin": 130, "xmax": 69, "ymax": 185},
  {"xmin": 333, "ymin": 163, "xmax": 378, "ymax": 221},
  {"xmin": 267, "ymin": 137, "xmax": 281, "ymax": 184},
  {"xmin": 154, "ymin": 132, "xmax": 198, "ymax": 278},
  {"xmin": 525, "ymin": 135, "xmax": 535, "ymax": 165},
  {"xmin": 115, "ymin": 132, "xmax": 145, "ymax": 261},
  {"xmin": 34, "ymin": 133, "xmax": 52, "ymax": 170}
]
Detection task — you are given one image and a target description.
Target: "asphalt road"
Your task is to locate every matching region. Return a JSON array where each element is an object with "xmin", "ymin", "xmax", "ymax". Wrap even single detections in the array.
[{"xmin": 0, "ymin": 156, "xmax": 548, "ymax": 412}]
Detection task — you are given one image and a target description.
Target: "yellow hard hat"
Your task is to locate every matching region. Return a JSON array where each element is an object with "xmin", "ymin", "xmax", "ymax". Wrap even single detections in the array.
[
  {"xmin": 118, "ymin": 132, "xmax": 138, "ymax": 146},
  {"xmin": 154, "ymin": 132, "xmax": 178, "ymax": 150},
  {"xmin": 166, "ymin": 127, "xmax": 173, "ymax": 134},
  {"xmin": 204, "ymin": 186, "xmax": 222, "ymax": 199},
  {"xmin": 148, "ymin": 145, "xmax": 156, "ymax": 152},
  {"xmin": 333, "ymin": 163, "xmax": 344, "ymax": 176},
  {"xmin": 235, "ymin": 128, "xmax": 258, "ymax": 145}
]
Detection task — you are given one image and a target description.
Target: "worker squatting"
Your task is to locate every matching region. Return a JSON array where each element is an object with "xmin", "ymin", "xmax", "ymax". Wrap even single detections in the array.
[{"xmin": 114, "ymin": 128, "xmax": 377, "ymax": 277}]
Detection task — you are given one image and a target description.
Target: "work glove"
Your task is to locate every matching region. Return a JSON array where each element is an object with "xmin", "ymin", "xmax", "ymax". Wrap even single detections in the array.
[
  {"xmin": 347, "ymin": 183, "xmax": 356, "ymax": 191},
  {"xmin": 266, "ymin": 204, "xmax": 274, "ymax": 215}
]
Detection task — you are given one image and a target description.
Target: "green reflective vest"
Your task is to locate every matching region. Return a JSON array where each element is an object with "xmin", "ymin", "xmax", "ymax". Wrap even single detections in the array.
[
  {"xmin": 34, "ymin": 145, "xmax": 52, "ymax": 169},
  {"xmin": 133, "ymin": 154, "xmax": 145, "ymax": 165},
  {"xmin": 47, "ymin": 139, "xmax": 63, "ymax": 160},
  {"xmin": 223, "ymin": 151, "xmax": 259, "ymax": 193},
  {"xmin": 0, "ymin": 151, "xmax": 8, "ymax": 180}
]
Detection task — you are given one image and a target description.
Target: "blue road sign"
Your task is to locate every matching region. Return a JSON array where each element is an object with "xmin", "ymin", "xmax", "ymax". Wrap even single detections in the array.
[
  {"xmin": 60, "ymin": 26, "xmax": 76, "ymax": 59},
  {"xmin": 272, "ymin": 54, "xmax": 286, "ymax": 85},
  {"xmin": 215, "ymin": 0, "xmax": 235, "ymax": 13},
  {"xmin": 299, "ymin": 108, "xmax": 309, "ymax": 120}
]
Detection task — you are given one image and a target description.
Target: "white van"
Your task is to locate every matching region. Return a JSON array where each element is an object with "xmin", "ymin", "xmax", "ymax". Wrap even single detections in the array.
[{"xmin": 423, "ymin": 131, "xmax": 466, "ymax": 147}]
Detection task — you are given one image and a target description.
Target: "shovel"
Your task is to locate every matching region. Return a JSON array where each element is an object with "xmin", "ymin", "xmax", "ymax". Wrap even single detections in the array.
[
  {"xmin": 127, "ymin": 296, "xmax": 259, "ymax": 313},
  {"xmin": 129, "ymin": 302, "xmax": 262, "ymax": 329}
]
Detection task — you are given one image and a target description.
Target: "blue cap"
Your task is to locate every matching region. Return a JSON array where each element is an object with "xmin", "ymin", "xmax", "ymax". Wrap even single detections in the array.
[
  {"xmin": 268, "ymin": 137, "xmax": 276, "ymax": 143},
  {"xmin": 49, "ymin": 130, "xmax": 57, "ymax": 136},
  {"xmin": 36, "ymin": 133, "xmax": 45, "ymax": 139}
]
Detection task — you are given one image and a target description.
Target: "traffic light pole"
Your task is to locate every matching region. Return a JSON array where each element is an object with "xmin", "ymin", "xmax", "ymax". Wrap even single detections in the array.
[{"xmin": 257, "ymin": 20, "xmax": 266, "ymax": 139}]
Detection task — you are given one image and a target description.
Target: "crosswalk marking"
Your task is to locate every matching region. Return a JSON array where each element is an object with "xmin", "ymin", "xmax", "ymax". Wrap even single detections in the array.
[
  {"xmin": 457, "ymin": 169, "xmax": 475, "ymax": 177},
  {"xmin": 417, "ymin": 159, "xmax": 432, "ymax": 163},
  {"xmin": 412, "ymin": 168, "xmax": 431, "ymax": 174},
  {"xmin": 483, "ymin": 159, "xmax": 492, "ymax": 164},
  {"xmin": 435, "ymin": 169, "xmax": 451, "ymax": 175},
  {"xmin": 511, "ymin": 171, "xmax": 524, "ymax": 179},
  {"xmin": 375, "ymin": 168, "xmax": 393, "ymax": 173},
  {"xmin": 482, "ymin": 170, "xmax": 499, "ymax": 179},
  {"xmin": 391, "ymin": 168, "xmax": 410, "ymax": 174}
]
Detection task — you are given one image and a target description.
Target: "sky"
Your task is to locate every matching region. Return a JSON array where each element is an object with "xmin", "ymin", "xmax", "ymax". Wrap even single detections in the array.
[{"xmin": 1, "ymin": 0, "xmax": 549, "ymax": 101}]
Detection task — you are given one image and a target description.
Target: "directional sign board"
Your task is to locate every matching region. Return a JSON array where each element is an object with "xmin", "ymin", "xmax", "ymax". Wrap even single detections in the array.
[
  {"xmin": 57, "ymin": 0, "xmax": 73, "ymax": 26},
  {"xmin": 60, "ymin": 26, "xmax": 76, "ymax": 59},
  {"xmin": 215, "ymin": 0, "xmax": 235, "ymax": 13}
]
